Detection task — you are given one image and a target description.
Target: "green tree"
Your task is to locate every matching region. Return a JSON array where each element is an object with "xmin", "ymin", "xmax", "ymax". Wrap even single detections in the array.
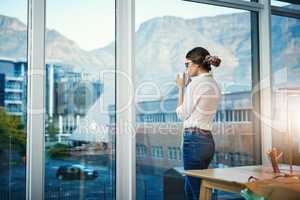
[
  {"xmin": 0, "ymin": 108, "xmax": 26, "ymax": 157},
  {"xmin": 47, "ymin": 143, "xmax": 71, "ymax": 159}
]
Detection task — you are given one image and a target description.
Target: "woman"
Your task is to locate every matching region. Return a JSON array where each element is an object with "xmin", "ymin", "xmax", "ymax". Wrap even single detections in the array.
[{"xmin": 176, "ymin": 47, "xmax": 221, "ymax": 200}]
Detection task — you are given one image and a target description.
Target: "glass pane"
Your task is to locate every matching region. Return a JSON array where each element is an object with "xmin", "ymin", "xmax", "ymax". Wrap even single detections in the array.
[
  {"xmin": 272, "ymin": 0, "xmax": 300, "ymax": 11},
  {"xmin": 271, "ymin": 15, "xmax": 300, "ymax": 166},
  {"xmin": 0, "ymin": 1, "xmax": 28, "ymax": 199},
  {"xmin": 135, "ymin": 0, "xmax": 258, "ymax": 199},
  {"xmin": 44, "ymin": 1, "xmax": 116, "ymax": 199}
]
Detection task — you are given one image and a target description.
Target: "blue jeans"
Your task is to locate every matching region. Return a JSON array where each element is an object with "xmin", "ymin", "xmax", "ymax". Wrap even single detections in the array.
[{"xmin": 183, "ymin": 129, "xmax": 215, "ymax": 200}]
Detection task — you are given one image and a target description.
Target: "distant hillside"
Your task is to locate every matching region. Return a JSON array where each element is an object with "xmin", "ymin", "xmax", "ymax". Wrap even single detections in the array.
[{"xmin": 1, "ymin": 12, "xmax": 300, "ymax": 93}]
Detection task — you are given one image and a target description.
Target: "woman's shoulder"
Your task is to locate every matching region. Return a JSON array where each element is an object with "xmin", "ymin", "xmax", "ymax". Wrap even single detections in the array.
[{"xmin": 192, "ymin": 76, "xmax": 221, "ymax": 92}]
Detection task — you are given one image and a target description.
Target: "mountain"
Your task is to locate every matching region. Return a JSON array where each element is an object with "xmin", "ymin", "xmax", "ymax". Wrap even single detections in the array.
[
  {"xmin": 0, "ymin": 15, "xmax": 111, "ymax": 75},
  {"xmin": 95, "ymin": 13, "xmax": 300, "ymax": 92},
  {"xmin": 1, "ymin": 11, "xmax": 300, "ymax": 94},
  {"xmin": 133, "ymin": 14, "xmax": 250, "ymax": 91},
  {"xmin": 45, "ymin": 29, "xmax": 111, "ymax": 73},
  {"xmin": 92, "ymin": 14, "xmax": 251, "ymax": 93},
  {"xmin": 0, "ymin": 15, "xmax": 27, "ymax": 59}
]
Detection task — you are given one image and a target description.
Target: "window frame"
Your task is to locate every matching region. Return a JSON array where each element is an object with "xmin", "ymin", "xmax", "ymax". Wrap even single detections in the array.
[
  {"xmin": 271, "ymin": 0, "xmax": 300, "ymax": 18},
  {"xmin": 26, "ymin": 0, "xmax": 45, "ymax": 199},
  {"xmin": 25, "ymin": 0, "xmax": 300, "ymax": 199}
]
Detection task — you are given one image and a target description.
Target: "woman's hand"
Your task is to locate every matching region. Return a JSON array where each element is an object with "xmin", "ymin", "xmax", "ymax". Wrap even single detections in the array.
[{"xmin": 176, "ymin": 73, "xmax": 185, "ymax": 88}]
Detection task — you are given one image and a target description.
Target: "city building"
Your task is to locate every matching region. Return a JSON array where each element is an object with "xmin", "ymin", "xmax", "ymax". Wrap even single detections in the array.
[
  {"xmin": 0, "ymin": 58, "xmax": 103, "ymax": 143},
  {"xmin": 0, "ymin": 58, "xmax": 27, "ymax": 121},
  {"xmin": 108, "ymin": 89, "xmax": 257, "ymax": 170},
  {"xmin": 45, "ymin": 63, "xmax": 103, "ymax": 143}
]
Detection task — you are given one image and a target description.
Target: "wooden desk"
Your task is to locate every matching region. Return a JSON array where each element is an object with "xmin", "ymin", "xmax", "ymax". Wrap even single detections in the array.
[{"xmin": 184, "ymin": 165, "xmax": 300, "ymax": 200}]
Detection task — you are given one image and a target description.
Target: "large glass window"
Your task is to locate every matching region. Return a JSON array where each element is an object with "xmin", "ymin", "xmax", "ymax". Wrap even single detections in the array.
[
  {"xmin": 44, "ymin": 1, "xmax": 116, "ymax": 199},
  {"xmin": 271, "ymin": 15, "xmax": 300, "ymax": 165},
  {"xmin": 135, "ymin": 0, "xmax": 260, "ymax": 199},
  {"xmin": 3, "ymin": 0, "xmax": 292, "ymax": 199},
  {"xmin": 0, "ymin": 1, "xmax": 28, "ymax": 199}
]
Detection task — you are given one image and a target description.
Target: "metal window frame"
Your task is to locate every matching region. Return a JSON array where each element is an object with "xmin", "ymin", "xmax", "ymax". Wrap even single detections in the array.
[
  {"xmin": 26, "ymin": 0, "xmax": 45, "ymax": 199},
  {"xmin": 258, "ymin": 0, "xmax": 273, "ymax": 165},
  {"xmin": 116, "ymin": 0, "xmax": 136, "ymax": 200},
  {"xmin": 183, "ymin": 0, "xmax": 264, "ymax": 12},
  {"xmin": 274, "ymin": 0, "xmax": 300, "ymax": 4},
  {"xmin": 271, "ymin": 6, "xmax": 300, "ymax": 19},
  {"xmin": 23, "ymin": 0, "xmax": 291, "ymax": 198},
  {"xmin": 26, "ymin": 0, "xmax": 123, "ymax": 199},
  {"xmin": 251, "ymin": 10, "xmax": 262, "ymax": 165}
]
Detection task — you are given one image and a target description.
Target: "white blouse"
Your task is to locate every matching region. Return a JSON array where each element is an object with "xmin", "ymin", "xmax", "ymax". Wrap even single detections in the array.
[{"xmin": 176, "ymin": 72, "xmax": 221, "ymax": 131}]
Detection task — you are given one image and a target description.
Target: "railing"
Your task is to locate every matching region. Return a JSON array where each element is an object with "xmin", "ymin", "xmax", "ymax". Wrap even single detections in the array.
[
  {"xmin": 6, "ymin": 108, "xmax": 22, "ymax": 113},
  {"xmin": 5, "ymin": 84, "xmax": 22, "ymax": 90},
  {"xmin": 211, "ymin": 151, "xmax": 255, "ymax": 167},
  {"xmin": 5, "ymin": 96, "xmax": 22, "ymax": 101}
]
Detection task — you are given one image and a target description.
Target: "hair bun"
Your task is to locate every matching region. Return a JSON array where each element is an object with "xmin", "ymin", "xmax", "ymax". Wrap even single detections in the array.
[{"xmin": 205, "ymin": 55, "xmax": 221, "ymax": 67}]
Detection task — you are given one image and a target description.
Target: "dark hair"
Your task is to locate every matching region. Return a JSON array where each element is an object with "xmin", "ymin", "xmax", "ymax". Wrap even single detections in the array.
[{"xmin": 186, "ymin": 47, "xmax": 221, "ymax": 72}]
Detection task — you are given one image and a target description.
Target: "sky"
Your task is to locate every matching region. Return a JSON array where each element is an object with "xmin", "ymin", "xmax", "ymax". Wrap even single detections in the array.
[{"xmin": 1, "ymin": 0, "xmax": 286, "ymax": 51}]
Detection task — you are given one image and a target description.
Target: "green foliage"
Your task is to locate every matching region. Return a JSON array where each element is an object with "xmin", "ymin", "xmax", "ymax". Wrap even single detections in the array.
[
  {"xmin": 47, "ymin": 143, "xmax": 71, "ymax": 159},
  {"xmin": 46, "ymin": 118, "xmax": 59, "ymax": 141},
  {"xmin": 0, "ymin": 108, "xmax": 26, "ymax": 156}
]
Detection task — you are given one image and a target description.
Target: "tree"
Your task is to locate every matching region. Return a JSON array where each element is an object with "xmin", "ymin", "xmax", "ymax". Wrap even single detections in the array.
[
  {"xmin": 47, "ymin": 143, "xmax": 71, "ymax": 159},
  {"xmin": 0, "ymin": 108, "xmax": 26, "ymax": 157}
]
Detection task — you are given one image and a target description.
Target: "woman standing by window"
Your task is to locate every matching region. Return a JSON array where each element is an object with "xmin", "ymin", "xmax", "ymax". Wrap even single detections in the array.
[{"xmin": 176, "ymin": 47, "xmax": 221, "ymax": 200}]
